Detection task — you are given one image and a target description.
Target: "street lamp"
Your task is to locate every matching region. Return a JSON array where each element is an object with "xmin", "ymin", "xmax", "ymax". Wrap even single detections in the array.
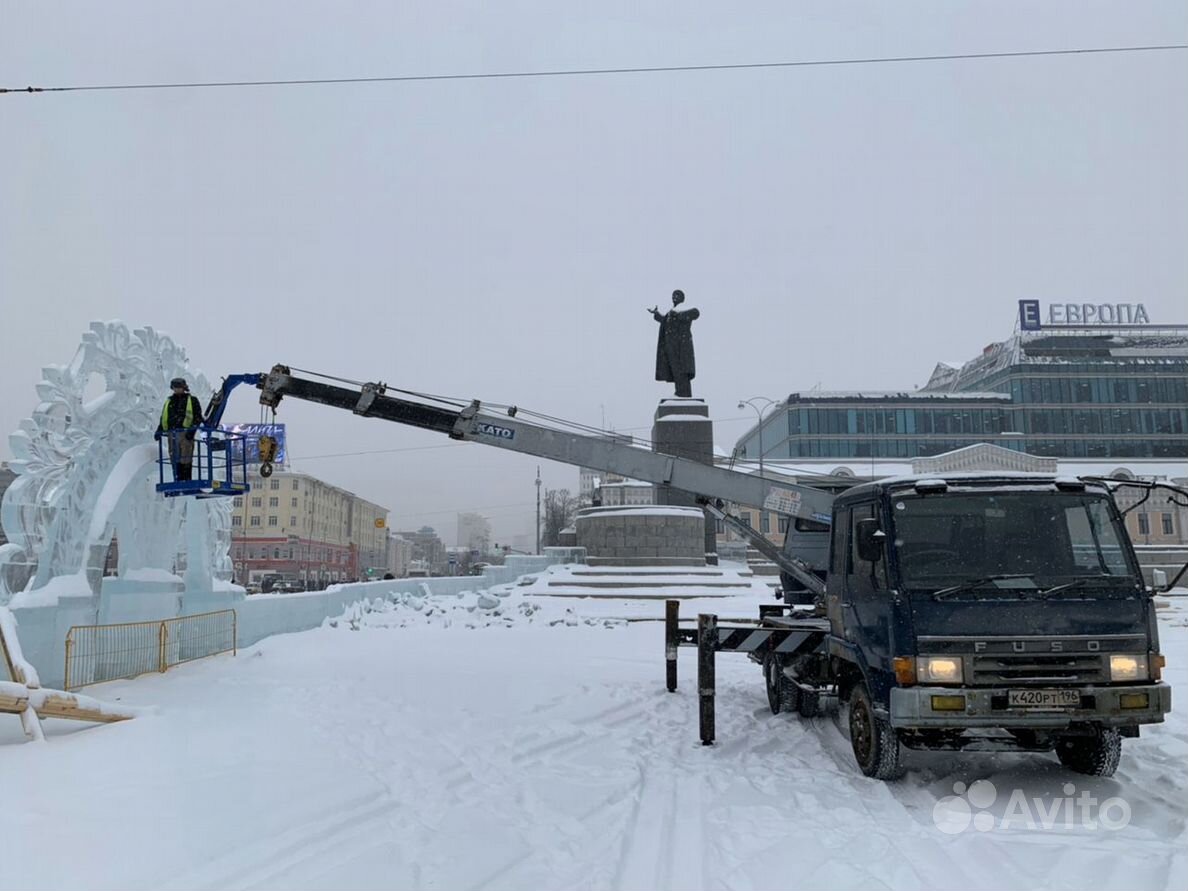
[{"xmin": 738, "ymin": 397, "xmax": 779, "ymax": 480}]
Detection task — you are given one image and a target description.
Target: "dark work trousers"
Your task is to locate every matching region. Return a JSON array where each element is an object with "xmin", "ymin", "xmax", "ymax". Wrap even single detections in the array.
[{"xmin": 167, "ymin": 432, "xmax": 195, "ymax": 481}]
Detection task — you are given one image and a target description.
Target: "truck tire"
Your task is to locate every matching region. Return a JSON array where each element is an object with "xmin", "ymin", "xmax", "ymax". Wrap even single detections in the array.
[
  {"xmin": 848, "ymin": 683, "xmax": 904, "ymax": 780},
  {"xmin": 1055, "ymin": 727, "xmax": 1122, "ymax": 777},
  {"xmin": 797, "ymin": 688, "xmax": 820, "ymax": 718},
  {"xmin": 764, "ymin": 654, "xmax": 798, "ymax": 715}
]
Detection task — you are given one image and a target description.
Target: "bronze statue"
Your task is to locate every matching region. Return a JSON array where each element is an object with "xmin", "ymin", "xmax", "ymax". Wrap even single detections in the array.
[{"xmin": 649, "ymin": 289, "xmax": 699, "ymax": 398}]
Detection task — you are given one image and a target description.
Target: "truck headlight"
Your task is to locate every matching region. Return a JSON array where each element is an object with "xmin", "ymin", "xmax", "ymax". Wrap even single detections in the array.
[
  {"xmin": 917, "ymin": 656, "xmax": 963, "ymax": 684},
  {"xmin": 1109, "ymin": 654, "xmax": 1148, "ymax": 682}
]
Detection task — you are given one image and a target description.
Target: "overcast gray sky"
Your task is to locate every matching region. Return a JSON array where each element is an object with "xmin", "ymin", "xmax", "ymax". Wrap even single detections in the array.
[{"xmin": 2, "ymin": 2, "xmax": 1186, "ymax": 545}]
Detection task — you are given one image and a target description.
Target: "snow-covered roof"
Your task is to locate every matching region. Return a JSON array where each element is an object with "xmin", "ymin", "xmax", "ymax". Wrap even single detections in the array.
[
  {"xmin": 1054, "ymin": 460, "xmax": 1188, "ymax": 481},
  {"xmin": 750, "ymin": 456, "xmax": 1187, "ymax": 482},
  {"xmin": 577, "ymin": 505, "xmax": 703, "ymax": 519},
  {"xmin": 784, "ymin": 390, "xmax": 1007, "ymax": 401},
  {"xmin": 923, "ymin": 328, "xmax": 1188, "ymax": 392},
  {"xmin": 872, "ymin": 471, "xmax": 1113, "ymax": 488}
]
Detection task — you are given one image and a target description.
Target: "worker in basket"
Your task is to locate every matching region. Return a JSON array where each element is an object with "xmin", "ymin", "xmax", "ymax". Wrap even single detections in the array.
[{"xmin": 155, "ymin": 377, "xmax": 205, "ymax": 481}]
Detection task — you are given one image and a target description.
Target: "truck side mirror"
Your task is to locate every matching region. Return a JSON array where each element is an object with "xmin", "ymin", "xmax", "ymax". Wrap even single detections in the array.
[{"xmin": 855, "ymin": 519, "xmax": 885, "ymax": 563}]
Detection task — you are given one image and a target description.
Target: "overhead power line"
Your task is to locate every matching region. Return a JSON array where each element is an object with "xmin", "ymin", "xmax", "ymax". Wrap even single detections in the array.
[{"xmin": 3, "ymin": 43, "xmax": 1185, "ymax": 95}]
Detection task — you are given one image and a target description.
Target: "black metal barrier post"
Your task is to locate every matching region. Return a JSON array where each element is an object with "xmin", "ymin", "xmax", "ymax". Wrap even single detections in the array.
[
  {"xmin": 665, "ymin": 599, "xmax": 679, "ymax": 692},
  {"xmin": 698, "ymin": 613, "xmax": 717, "ymax": 745}
]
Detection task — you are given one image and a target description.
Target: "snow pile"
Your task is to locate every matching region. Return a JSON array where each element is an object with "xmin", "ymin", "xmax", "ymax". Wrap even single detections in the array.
[
  {"xmin": 321, "ymin": 589, "xmax": 625, "ymax": 633},
  {"xmin": 315, "ymin": 563, "xmax": 780, "ymax": 633}
]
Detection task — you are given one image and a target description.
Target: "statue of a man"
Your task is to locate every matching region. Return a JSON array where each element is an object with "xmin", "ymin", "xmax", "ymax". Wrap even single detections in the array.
[{"xmin": 649, "ymin": 289, "xmax": 700, "ymax": 398}]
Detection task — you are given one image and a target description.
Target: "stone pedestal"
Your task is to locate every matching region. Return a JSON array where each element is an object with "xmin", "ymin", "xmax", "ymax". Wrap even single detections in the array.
[
  {"xmin": 575, "ymin": 506, "xmax": 706, "ymax": 566},
  {"xmin": 651, "ymin": 398, "xmax": 716, "ymax": 559}
]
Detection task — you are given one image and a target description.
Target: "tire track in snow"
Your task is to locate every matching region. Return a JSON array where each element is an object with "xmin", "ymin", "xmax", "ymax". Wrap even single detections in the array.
[
  {"xmin": 609, "ymin": 764, "xmax": 711, "ymax": 890},
  {"xmin": 507, "ymin": 701, "xmax": 653, "ymax": 767},
  {"xmin": 156, "ymin": 790, "xmax": 402, "ymax": 891},
  {"xmin": 164, "ymin": 693, "xmax": 486, "ymax": 891},
  {"xmin": 690, "ymin": 684, "xmax": 984, "ymax": 891}
]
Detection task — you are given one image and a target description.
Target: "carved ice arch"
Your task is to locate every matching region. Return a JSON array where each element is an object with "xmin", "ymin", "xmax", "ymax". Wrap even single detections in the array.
[{"xmin": 0, "ymin": 322, "xmax": 233, "ymax": 606}]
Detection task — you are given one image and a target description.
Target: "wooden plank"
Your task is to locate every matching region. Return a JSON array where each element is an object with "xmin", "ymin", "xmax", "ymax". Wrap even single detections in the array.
[
  {"xmin": 0, "ymin": 690, "xmax": 29, "ymax": 713},
  {"xmin": 0, "ymin": 681, "xmax": 44, "ymax": 740},
  {"xmin": 31, "ymin": 691, "xmax": 136, "ymax": 724}
]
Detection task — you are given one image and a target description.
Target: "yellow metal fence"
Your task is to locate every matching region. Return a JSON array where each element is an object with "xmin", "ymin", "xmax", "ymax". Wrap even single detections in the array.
[{"xmin": 65, "ymin": 610, "xmax": 237, "ymax": 690}]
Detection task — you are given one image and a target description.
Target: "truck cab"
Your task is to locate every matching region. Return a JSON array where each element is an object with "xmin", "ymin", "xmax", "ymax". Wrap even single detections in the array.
[{"xmin": 821, "ymin": 473, "xmax": 1170, "ymax": 778}]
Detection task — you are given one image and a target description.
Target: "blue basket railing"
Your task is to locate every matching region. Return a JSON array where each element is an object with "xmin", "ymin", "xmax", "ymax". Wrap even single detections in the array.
[{"xmin": 156, "ymin": 427, "xmax": 252, "ymax": 498}]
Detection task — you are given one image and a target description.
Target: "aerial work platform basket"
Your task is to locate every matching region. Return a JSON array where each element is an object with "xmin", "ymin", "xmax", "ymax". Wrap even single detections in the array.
[{"xmin": 155, "ymin": 428, "xmax": 252, "ymax": 498}]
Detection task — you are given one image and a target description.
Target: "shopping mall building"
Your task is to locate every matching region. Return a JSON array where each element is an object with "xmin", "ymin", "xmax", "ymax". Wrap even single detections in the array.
[{"xmin": 731, "ymin": 301, "xmax": 1188, "ymax": 547}]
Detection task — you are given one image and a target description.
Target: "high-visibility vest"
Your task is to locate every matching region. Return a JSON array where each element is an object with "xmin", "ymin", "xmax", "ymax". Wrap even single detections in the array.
[{"xmin": 161, "ymin": 395, "xmax": 195, "ymax": 431}]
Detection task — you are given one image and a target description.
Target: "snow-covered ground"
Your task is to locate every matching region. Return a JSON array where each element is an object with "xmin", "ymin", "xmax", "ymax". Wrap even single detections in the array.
[{"xmin": 2, "ymin": 566, "xmax": 1186, "ymax": 891}]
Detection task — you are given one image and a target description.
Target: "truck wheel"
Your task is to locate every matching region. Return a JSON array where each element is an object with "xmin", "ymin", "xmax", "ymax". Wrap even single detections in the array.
[
  {"xmin": 764, "ymin": 654, "xmax": 798, "ymax": 715},
  {"xmin": 1055, "ymin": 728, "xmax": 1122, "ymax": 777},
  {"xmin": 849, "ymin": 683, "xmax": 904, "ymax": 780}
]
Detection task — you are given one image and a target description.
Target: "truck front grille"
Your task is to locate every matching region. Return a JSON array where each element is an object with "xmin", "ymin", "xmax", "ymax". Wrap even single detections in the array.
[{"xmin": 971, "ymin": 653, "xmax": 1108, "ymax": 686}]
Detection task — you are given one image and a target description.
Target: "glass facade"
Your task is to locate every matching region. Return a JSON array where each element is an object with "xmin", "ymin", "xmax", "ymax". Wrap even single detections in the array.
[
  {"xmin": 736, "ymin": 327, "xmax": 1188, "ymax": 462},
  {"xmin": 738, "ymin": 396, "xmax": 1021, "ymax": 460}
]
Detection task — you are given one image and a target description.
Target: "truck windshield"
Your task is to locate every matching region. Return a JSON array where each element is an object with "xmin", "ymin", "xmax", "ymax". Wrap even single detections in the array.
[{"xmin": 890, "ymin": 491, "xmax": 1137, "ymax": 591}]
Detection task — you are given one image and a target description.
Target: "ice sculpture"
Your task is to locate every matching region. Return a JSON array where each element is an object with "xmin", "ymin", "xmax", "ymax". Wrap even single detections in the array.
[{"xmin": 0, "ymin": 322, "xmax": 234, "ymax": 607}]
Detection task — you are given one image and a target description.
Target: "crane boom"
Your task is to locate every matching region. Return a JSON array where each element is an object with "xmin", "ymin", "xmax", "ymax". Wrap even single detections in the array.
[{"xmin": 255, "ymin": 367, "xmax": 835, "ymax": 522}]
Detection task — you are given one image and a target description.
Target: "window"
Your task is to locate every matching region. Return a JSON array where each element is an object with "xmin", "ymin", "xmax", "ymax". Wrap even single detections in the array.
[
  {"xmin": 291, "ymin": 497, "xmax": 298, "ymax": 508},
  {"xmin": 250, "ymin": 516, "xmax": 261, "ymax": 527},
  {"xmin": 252, "ymin": 497, "xmax": 262, "ymax": 508},
  {"xmin": 741, "ymin": 512, "xmax": 752, "ymax": 528},
  {"xmin": 233, "ymin": 497, "xmax": 243, "ymax": 508},
  {"xmin": 268, "ymin": 516, "xmax": 278, "ymax": 527},
  {"xmin": 1162, "ymin": 513, "xmax": 1175, "ymax": 535},
  {"xmin": 778, "ymin": 517, "xmax": 790, "ymax": 534},
  {"xmin": 1138, "ymin": 514, "xmax": 1150, "ymax": 535},
  {"xmin": 760, "ymin": 514, "xmax": 770, "ymax": 534},
  {"xmin": 290, "ymin": 516, "xmax": 297, "ymax": 527},
  {"xmin": 270, "ymin": 479, "xmax": 280, "ymax": 490},
  {"xmin": 850, "ymin": 504, "xmax": 881, "ymax": 573},
  {"xmin": 293, "ymin": 479, "xmax": 299, "ymax": 490},
  {"xmin": 232, "ymin": 516, "xmax": 242, "ymax": 526},
  {"xmin": 1064, "ymin": 500, "xmax": 1130, "ymax": 575},
  {"xmin": 274, "ymin": 549, "xmax": 280, "ymax": 559},
  {"xmin": 269, "ymin": 497, "xmax": 279, "ymax": 508}
]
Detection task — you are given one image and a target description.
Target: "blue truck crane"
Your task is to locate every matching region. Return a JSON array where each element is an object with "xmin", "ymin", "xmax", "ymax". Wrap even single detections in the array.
[{"xmin": 169, "ymin": 365, "xmax": 1176, "ymax": 779}]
